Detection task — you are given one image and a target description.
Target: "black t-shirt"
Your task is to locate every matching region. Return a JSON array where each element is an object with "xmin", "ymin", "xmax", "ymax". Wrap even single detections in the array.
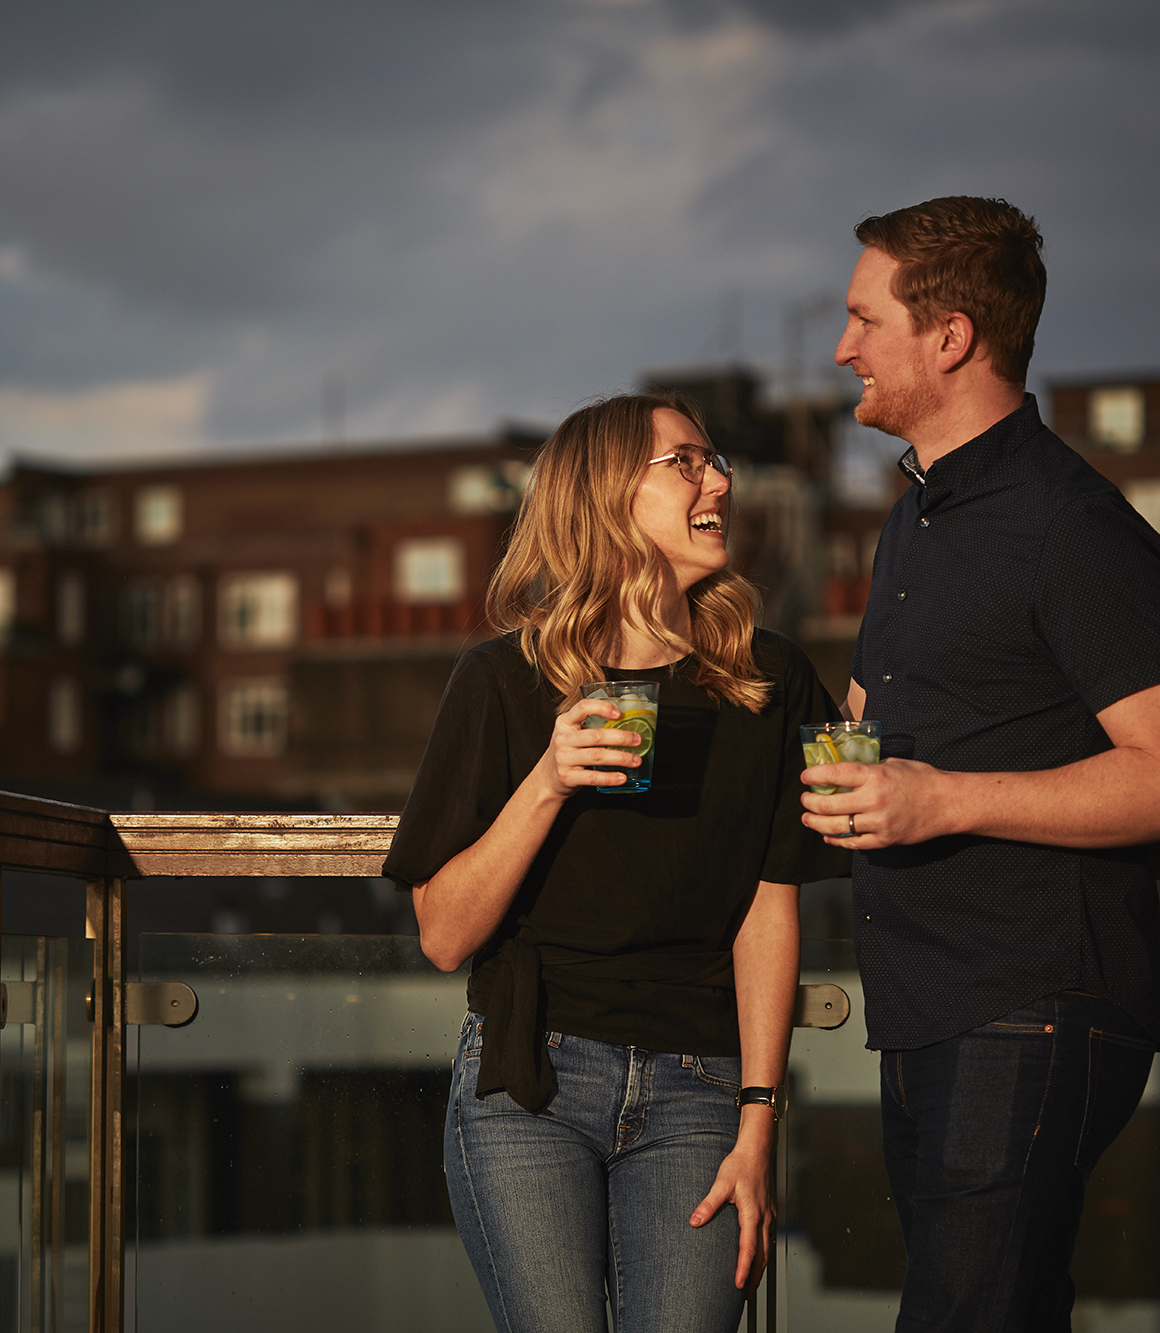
[
  {"xmin": 386, "ymin": 630, "xmax": 847, "ymax": 1100},
  {"xmin": 853, "ymin": 395, "xmax": 1160, "ymax": 1050}
]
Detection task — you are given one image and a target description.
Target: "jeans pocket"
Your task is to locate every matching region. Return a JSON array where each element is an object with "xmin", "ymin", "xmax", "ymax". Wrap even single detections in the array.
[
  {"xmin": 463, "ymin": 1011, "xmax": 485, "ymax": 1060},
  {"xmin": 1075, "ymin": 1026, "xmax": 1156, "ymax": 1173},
  {"xmin": 690, "ymin": 1055, "xmax": 742, "ymax": 1092}
]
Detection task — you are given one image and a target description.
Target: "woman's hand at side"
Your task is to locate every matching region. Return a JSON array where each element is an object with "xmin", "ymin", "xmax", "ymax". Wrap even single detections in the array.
[
  {"xmin": 689, "ymin": 1111, "xmax": 775, "ymax": 1291},
  {"xmin": 686, "ymin": 878, "xmax": 799, "ymax": 1289},
  {"xmin": 413, "ymin": 698, "xmax": 644, "ymax": 970}
]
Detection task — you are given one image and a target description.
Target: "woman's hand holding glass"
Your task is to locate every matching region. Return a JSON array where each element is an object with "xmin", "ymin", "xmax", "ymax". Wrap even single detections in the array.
[{"xmin": 538, "ymin": 698, "xmax": 644, "ymax": 797}]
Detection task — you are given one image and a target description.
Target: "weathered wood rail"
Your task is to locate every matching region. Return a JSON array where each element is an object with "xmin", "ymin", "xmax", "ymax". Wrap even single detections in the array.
[
  {"xmin": 0, "ymin": 790, "xmax": 401, "ymax": 880},
  {"xmin": 0, "ymin": 789, "xmax": 403, "ymax": 1333}
]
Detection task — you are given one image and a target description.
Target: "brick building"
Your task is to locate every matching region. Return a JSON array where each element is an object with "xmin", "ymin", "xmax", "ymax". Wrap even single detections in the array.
[
  {"xmin": 1049, "ymin": 372, "xmax": 1160, "ymax": 530},
  {"xmin": 0, "ymin": 431, "xmax": 541, "ymax": 810}
]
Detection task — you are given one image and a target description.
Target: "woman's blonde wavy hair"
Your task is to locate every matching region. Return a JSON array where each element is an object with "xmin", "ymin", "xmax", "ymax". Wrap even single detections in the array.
[{"xmin": 486, "ymin": 393, "xmax": 772, "ymax": 713}]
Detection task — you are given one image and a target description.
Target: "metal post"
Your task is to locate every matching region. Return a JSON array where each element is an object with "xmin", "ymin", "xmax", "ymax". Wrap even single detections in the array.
[
  {"xmin": 87, "ymin": 878, "xmax": 126, "ymax": 1333},
  {"xmin": 32, "ymin": 937, "xmax": 48, "ymax": 1332},
  {"xmin": 51, "ymin": 939, "xmax": 66, "ymax": 1333}
]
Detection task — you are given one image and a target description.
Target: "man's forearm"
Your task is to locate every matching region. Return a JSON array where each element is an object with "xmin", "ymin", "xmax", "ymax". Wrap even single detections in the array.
[{"xmin": 936, "ymin": 745, "xmax": 1160, "ymax": 848}]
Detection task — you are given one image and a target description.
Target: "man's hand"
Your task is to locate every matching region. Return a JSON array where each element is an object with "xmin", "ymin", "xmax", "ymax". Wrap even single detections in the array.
[{"xmin": 801, "ymin": 757, "xmax": 958, "ymax": 849}]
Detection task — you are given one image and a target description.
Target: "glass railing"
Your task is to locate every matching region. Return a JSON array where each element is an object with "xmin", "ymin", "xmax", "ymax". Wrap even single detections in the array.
[
  {"xmin": 0, "ymin": 796, "xmax": 1156, "ymax": 1332},
  {"xmin": 1, "ymin": 933, "xmax": 93, "ymax": 1333}
]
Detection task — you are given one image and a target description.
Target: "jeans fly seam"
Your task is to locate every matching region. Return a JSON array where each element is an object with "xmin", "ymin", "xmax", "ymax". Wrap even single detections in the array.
[{"xmin": 614, "ymin": 1048, "xmax": 649, "ymax": 1155}]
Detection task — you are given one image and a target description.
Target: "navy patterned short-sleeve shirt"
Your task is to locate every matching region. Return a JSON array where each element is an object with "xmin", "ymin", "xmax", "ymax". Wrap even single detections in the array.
[{"xmin": 852, "ymin": 395, "xmax": 1160, "ymax": 1050}]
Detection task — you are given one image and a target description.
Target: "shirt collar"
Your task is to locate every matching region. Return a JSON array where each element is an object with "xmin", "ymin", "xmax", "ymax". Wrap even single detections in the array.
[{"xmin": 895, "ymin": 394, "xmax": 1044, "ymax": 507}]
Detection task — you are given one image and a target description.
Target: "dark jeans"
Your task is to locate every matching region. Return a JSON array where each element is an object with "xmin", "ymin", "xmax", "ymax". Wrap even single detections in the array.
[{"xmin": 881, "ymin": 991, "xmax": 1155, "ymax": 1333}]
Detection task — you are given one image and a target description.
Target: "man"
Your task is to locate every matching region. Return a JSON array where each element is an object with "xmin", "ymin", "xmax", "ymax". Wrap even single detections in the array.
[{"xmin": 801, "ymin": 197, "xmax": 1160, "ymax": 1331}]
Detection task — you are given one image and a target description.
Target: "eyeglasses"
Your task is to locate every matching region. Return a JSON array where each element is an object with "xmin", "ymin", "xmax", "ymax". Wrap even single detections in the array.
[{"xmin": 647, "ymin": 445, "xmax": 733, "ymax": 489}]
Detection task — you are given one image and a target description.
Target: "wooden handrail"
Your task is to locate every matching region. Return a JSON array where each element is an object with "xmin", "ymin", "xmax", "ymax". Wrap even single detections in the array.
[{"xmin": 0, "ymin": 790, "xmax": 400, "ymax": 879}]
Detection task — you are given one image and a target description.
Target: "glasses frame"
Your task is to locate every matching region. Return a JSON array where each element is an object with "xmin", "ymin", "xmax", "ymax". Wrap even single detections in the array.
[{"xmin": 647, "ymin": 445, "xmax": 733, "ymax": 489}]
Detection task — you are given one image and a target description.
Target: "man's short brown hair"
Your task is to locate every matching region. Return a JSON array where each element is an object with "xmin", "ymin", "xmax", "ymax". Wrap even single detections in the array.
[{"xmin": 855, "ymin": 197, "xmax": 1047, "ymax": 385}]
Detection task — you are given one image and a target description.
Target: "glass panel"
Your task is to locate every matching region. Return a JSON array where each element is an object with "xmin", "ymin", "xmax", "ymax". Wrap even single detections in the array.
[
  {"xmin": 132, "ymin": 934, "xmax": 492, "ymax": 1333},
  {"xmin": 0, "ymin": 935, "xmax": 93, "ymax": 1333},
  {"xmin": 786, "ymin": 935, "xmax": 1160, "ymax": 1331}
]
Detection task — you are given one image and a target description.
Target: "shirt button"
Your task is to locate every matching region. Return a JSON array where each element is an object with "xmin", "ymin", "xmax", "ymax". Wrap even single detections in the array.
[
  {"xmin": 897, "ymin": 590, "xmax": 907, "ymax": 600},
  {"xmin": 920, "ymin": 517, "xmax": 930, "ymax": 527},
  {"xmin": 882, "ymin": 672, "xmax": 892, "ymax": 683},
  {"xmin": 864, "ymin": 914, "xmax": 873, "ymax": 922}
]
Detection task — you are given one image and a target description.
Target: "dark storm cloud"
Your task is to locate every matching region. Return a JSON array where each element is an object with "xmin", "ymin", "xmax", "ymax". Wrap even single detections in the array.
[{"xmin": 0, "ymin": 0, "xmax": 1156, "ymax": 455}]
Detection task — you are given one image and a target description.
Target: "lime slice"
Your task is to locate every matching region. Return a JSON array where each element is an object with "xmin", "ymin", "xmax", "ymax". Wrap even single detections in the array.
[
  {"xmin": 607, "ymin": 715, "xmax": 656, "ymax": 756},
  {"xmin": 802, "ymin": 742, "xmax": 829, "ymax": 768},
  {"xmin": 813, "ymin": 733, "xmax": 841, "ymax": 763}
]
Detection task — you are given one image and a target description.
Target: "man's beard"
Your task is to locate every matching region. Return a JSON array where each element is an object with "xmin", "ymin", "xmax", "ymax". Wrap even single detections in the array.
[{"xmin": 853, "ymin": 362, "xmax": 940, "ymax": 441}]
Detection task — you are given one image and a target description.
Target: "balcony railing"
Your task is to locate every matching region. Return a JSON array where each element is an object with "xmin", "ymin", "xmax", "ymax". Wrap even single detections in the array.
[{"xmin": 1, "ymin": 788, "xmax": 1154, "ymax": 1333}]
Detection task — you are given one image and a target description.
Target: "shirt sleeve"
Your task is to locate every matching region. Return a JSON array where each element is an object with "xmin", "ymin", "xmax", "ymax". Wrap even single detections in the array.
[
  {"xmin": 1034, "ymin": 495, "xmax": 1160, "ymax": 716},
  {"xmin": 760, "ymin": 637, "xmax": 852, "ymax": 885},
  {"xmin": 384, "ymin": 646, "xmax": 515, "ymax": 890}
]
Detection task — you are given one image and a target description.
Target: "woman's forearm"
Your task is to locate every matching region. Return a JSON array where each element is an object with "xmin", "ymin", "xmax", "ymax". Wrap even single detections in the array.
[
  {"xmin": 413, "ymin": 695, "xmax": 646, "ymax": 970},
  {"xmin": 413, "ymin": 760, "xmax": 567, "ymax": 970},
  {"xmin": 732, "ymin": 880, "xmax": 801, "ymax": 1137}
]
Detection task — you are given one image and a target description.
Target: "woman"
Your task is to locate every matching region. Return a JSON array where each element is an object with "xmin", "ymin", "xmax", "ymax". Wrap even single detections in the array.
[{"xmin": 385, "ymin": 394, "xmax": 846, "ymax": 1333}]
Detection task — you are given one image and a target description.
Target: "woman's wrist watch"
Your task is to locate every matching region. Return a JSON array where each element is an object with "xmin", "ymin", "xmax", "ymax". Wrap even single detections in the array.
[{"xmin": 736, "ymin": 1085, "xmax": 781, "ymax": 1117}]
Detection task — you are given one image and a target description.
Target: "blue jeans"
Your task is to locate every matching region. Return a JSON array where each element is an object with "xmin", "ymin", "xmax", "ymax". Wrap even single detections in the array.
[
  {"xmin": 444, "ymin": 1012, "xmax": 749, "ymax": 1333},
  {"xmin": 881, "ymin": 991, "xmax": 1155, "ymax": 1332}
]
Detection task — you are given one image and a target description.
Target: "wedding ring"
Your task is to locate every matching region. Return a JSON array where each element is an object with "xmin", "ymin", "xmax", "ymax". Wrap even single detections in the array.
[{"xmin": 848, "ymin": 814, "xmax": 858, "ymax": 836}]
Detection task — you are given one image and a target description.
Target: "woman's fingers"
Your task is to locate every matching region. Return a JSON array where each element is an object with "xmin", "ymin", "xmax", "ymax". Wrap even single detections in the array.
[
  {"xmin": 689, "ymin": 1153, "xmax": 773, "ymax": 1291},
  {"xmin": 540, "ymin": 699, "xmax": 646, "ymax": 794}
]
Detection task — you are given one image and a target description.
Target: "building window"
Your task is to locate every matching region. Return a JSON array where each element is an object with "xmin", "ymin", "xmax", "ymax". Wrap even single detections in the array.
[
  {"xmin": 76, "ymin": 490, "xmax": 118, "ymax": 546},
  {"xmin": 1126, "ymin": 480, "xmax": 1160, "ymax": 535},
  {"xmin": 135, "ymin": 486, "xmax": 183, "ymax": 545},
  {"xmin": 0, "ymin": 568, "xmax": 15, "ymax": 644},
  {"xmin": 393, "ymin": 537, "xmax": 466, "ymax": 604},
  {"xmin": 41, "ymin": 493, "xmax": 69, "ymax": 544},
  {"xmin": 48, "ymin": 677, "xmax": 82, "ymax": 754},
  {"xmin": 448, "ymin": 462, "xmax": 531, "ymax": 515},
  {"xmin": 1089, "ymin": 387, "xmax": 1145, "ymax": 452},
  {"xmin": 219, "ymin": 678, "xmax": 288, "ymax": 757},
  {"xmin": 57, "ymin": 572, "xmax": 85, "ymax": 646},
  {"xmin": 164, "ymin": 683, "xmax": 201, "ymax": 756},
  {"xmin": 219, "ymin": 573, "xmax": 299, "ymax": 649},
  {"xmin": 164, "ymin": 575, "xmax": 202, "ymax": 646},
  {"xmin": 125, "ymin": 580, "xmax": 162, "ymax": 648}
]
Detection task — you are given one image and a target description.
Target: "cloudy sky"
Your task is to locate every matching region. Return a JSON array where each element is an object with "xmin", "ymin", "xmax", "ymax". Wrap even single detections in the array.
[{"xmin": 0, "ymin": 0, "xmax": 1157, "ymax": 464}]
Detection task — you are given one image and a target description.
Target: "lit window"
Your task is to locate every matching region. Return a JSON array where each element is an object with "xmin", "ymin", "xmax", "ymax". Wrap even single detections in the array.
[
  {"xmin": 48, "ymin": 677, "xmax": 82, "ymax": 753},
  {"xmin": 219, "ymin": 573, "xmax": 299, "ymax": 649},
  {"xmin": 219, "ymin": 678, "xmax": 288, "ymax": 757},
  {"xmin": 0, "ymin": 569, "xmax": 15, "ymax": 643},
  {"xmin": 135, "ymin": 486, "xmax": 183, "ymax": 544},
  {"xmin": 164, "ymin": 683, "xmax": 201, "ymax": 756},
  {"xmin": 125, "ymin": 580, "xmax": 162, "ymax": 648},
  {"xmin": 448, "ymin": 463, "xmax": 530, "ymax": 515},
  {"xmin": 57, "ymin": 572, "xmax": 85, "ymax": 646},
  {"xmin": 1126, "ymin": 480, "xmax": 1160, "ymax": 535},
  {"xmin": 393, "ymin": 537, "xmax": 466, "ymax": 604},
  {"xmin": 1089, "ymin": 387, "xmax": 1145, "ymax": 452},
  {"xmin": 164, "ymin": 575, "xmax": 202, "ymax": 646},
  {"xmin": 75, "ymin": 490, "xmax": 117, "ymax": 546}
]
